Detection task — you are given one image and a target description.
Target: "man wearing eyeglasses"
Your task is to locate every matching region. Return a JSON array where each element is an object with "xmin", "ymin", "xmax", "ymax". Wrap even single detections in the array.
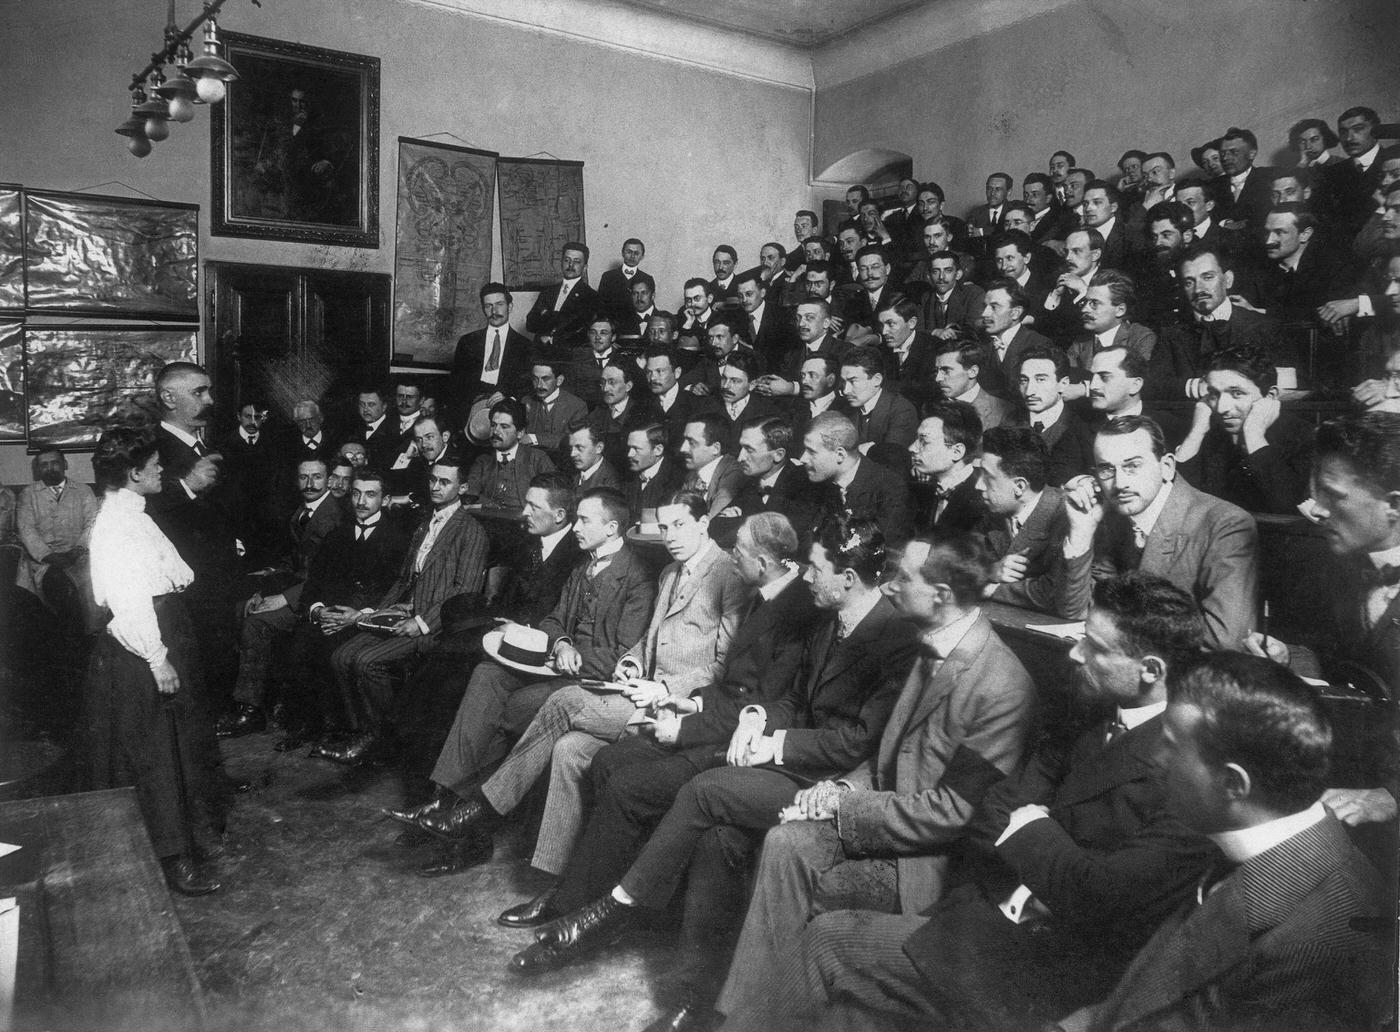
[{"xmin": 1054, "ymin": 414, "xmax": 1259, "ymax": 650}]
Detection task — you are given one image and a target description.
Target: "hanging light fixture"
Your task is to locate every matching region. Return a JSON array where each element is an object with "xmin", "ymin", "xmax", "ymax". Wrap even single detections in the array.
[{"xmin": 116, "ymin": 0, "xmax": 253, "ymax": 156}]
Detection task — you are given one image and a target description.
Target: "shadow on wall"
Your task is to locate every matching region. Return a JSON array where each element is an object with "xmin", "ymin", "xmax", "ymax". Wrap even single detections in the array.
[{"xmin": 816, "ymin": 148, "xmax": 914, "ymax": 189}]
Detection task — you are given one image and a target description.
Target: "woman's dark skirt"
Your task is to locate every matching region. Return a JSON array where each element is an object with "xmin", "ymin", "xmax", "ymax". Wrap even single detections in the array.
[{"xmin": 78, "ymin": 594, "xmax": 224, "ymax": 859}]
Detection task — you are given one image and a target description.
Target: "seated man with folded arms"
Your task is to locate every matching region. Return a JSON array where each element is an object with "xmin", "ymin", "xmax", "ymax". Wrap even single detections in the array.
[
  {"xmin": 388, "ymin": 486, "xmax": 656, "ymax": 876},
  {"xmin": 507, "ymin": 515, "xmax": 919, "ymax": 986},
  {"xmin": 750, "ymin": 574, "xmax": 1216, "ymax": 1032},
  {"xmin": 403, "ymin": 490, "xmax": 747, "ymax": 875},
  {"xmin": 715, "ymin": 534, "xmax": 1034, "ymax": 1032},
  {"xmin": 976, "ymin": 427, "xmax": 1070, "ymax": 613},
  {"xmin": 1055, "ymin": 652, "xmax": 1390, "ymax": 1032},
  {"xmin": 1173, "ymin": 344, "xmax": 1314, "ymax": 514},
  {"xmin": 1056, "ymin": 415, "xmax": 1259, "ymax": 650}
]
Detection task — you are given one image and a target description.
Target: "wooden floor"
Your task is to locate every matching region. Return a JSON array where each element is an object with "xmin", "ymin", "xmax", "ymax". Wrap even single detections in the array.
[{"xmin": 172, "ymin": 733, "xmax": 674, "ymax": 1032}]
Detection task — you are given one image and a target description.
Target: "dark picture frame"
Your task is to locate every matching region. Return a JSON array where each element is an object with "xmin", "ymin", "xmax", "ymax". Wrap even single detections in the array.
[{"xmin": 211, "ymin": 33, "xmax": 380, "ymax": 248}]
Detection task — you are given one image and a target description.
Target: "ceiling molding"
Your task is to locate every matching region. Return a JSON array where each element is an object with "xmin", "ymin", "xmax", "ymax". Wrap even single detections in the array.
[
  {"xmin": 813, "ymin": 0, "xmax": 1080, "ymax": 89},
  {"xmin": 405, "ymin": 0, "xmax": 814, "ymax": 90}
]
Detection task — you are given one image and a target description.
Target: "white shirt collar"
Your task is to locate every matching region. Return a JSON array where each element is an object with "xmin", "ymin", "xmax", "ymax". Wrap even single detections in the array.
[
  {"xmin": 683, "ymin": 536, "xmax": 718, "ymax": 576},
  {"xmin": 1117, "ymin": 698, "xmax": 1167, "ymax": 731},
  {"xmin": 240, "ymin": 428, "xmax": 259, "ymax": 444},
  {"xmin": 1015, "ymin": 269, "xmax": 1031, "ymax": 287},
  {"xmin": 1355, "ymin": 143, "xmax": 1381, "ymax": 171},
  {"xmin": 1130, "ymin": 478, "xmax": 1174, "ymax": 540},
  {"xmin": 1033, "ymin": 398, "xmax": 1065, "ymax": 427},
  {"xmin": 924, "ymin": 606, "xmax": 980, "ymax": 658},
  {"xmin": 660, "ymin": 383, "xmax": 680, "ymax": 411},
  {"xmin": 697, "ymin": 455, "xmax": 722, "ymax": 485},
  {"xmin": 860, "ymin": 389, "xmax": 884, "ymax": 416},
  {"xmin": 432, "ymin": 499, "xmax": 462, "ymax": 521},
  {"xmin": 1095, "ymin": 215, "xmax": 1117, "ymax": 239},
  {"xmin": 995, "ymin": 323, "xmax": 1021, "ymax": 348},
  {"xmin": 937, "ymin": 462, "xmax": 976, "ymax": 493},
  {"xmin": 1280, "ymin": 243, "xmax": 1307, "ymax": 272},
  {"xmin": 364, "ymin": 414, "xmax": 386, "ymax": 433},
  {"xmin": 541, "ymin": 388, "xmax": 561, "ymax": 406},
  {"xmin": 1196, "ymin": 215, "xmax": 1213, "ymax": 236},
  {"xmin": 560, "ymin": 276, "xmax": 581, "ymax": 293},
  {"xmin": 837, "ymin": 587, "xmax": 883, "ymax": 638},
  {"xmin": 1210, "ymin": 801, "xmax": 1327, "ymax": 866},
  {"xmin": 1230, "ymin": 168, "xmax": 1251, "ymax": 188},
  {"xmin": 592, "ymin": 536, "xmax": 625, "ymax": 560},
  {"xmin": 1204, "ymin": 296, "xmax": 1234, "ymax": 322},
  {"xmin": 750, "ymin": 301, "xmax": 766, "ymax": 324},
  {"xmin": 580, "ymin": 458, "xmax": 604, "ymax": 481},
  {"xmin": 810, "ymin": 392, "xmax": 835, "ymax": 416},
  {"xmin": 497, "ymin": 443, "xmax": 520, "ymax": 463},
  {"xmin": 759, "ymin": 464, "xmax": 785, "ymax": 489},
  {"xmin": 954, "ymin": 382, "xmax": 983, "ymax": 404},
  {"xmin": 609, "ymin": 398, "xmax": 629, "ymax": 418},
  {"xmin": 759, "ymin": 565, "xmax": 800, "ymax": 602},
  {"xmin": 399, "ymin": 411, "xmax": 420, "ymax": 432},
  {"xmin": 1367, "ymin": 541, "xmax": 1400, "ymax": 571},
  {"xmin": 539, "ymin": 525, "xmax": 571, "ymax": 561},
  {"xmin": 160, "ymin": 421, "xmax": 200, "ymax": 448},
  {"xmin": 303, "ymin": 432, "xmax": 322, "ymax": 446},
  {"xmin": 303, "ymin": 491, "xmax": 332, "ymax": 515},
  {"xmin": 1095, "ymin": 324, "xmax": 1122, "ymax": 350},
  {"xmin": 726, "ymin": 394, "xmax": 751, "ymax": 418}
]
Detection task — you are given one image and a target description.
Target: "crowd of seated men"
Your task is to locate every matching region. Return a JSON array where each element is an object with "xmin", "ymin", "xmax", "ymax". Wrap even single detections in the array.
[{"xmin": 13, "ymin": 104, "xmax": 1399, "ymax": 1032}]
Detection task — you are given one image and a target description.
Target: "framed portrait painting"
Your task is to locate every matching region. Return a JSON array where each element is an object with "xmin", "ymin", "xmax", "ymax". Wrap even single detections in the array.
[{"xmin": 211, "ymin": 33, "xmax": 380, "ymax": 247}]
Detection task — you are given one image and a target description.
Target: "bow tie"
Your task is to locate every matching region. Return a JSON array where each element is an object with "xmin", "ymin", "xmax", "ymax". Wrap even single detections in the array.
[{"xmin": 1362, "ymin": 563, "xmax": 1400, "ymax": 588}]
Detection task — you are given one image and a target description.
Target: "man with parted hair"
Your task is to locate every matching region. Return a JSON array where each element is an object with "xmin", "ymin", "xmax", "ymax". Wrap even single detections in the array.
[
  {"xmin": 917, "ymin": 248, "xmax": 985, "ymax": 343},
  {"xmin": 616, "ymin": 271, "xmax": 658, "ymax": 344},
  {"xmin": 1081, "ymin": 179, "xmax": 1132, "ymax": 267},
  {"xmin": 1057, "ymin": 414, "xmax": 1259, "ymax": 650},
  {"xmin": 1015, "ymin": 343, "xmax": 1095, "ymax": 486},
  {"xmin": 352, "ymin": 384, "xmax": 400, "ymax": 472},
  {"xmin": 395, "ymin": 484, "xmax": 655, "ymax": 875},
  {"xmin": 680, "ymin": 414, "xmax": 747, "ymax": 517},
  {"xmin": 622, "ymin": 422, "xmax": 683, "ymax": 521},
  {"xmin": 978, "ymin": 276, "xmax": 1050, "ymax": 400},
  {"xmin": 875, "ymin": 294, "xmax": 940, "ymax": 413},
  {"xmin": 839, "ymin": 343, "xmax": 919, "ymax": 457},
  {"xmin": 1217, "ymin": 126, "xmax": 1274, "ymax": 232},
  {"xmin": 1173, "ymin": 344, "xmax": 1314, "ymax": 514},
  {"xmin": 715, "ymin": 349, "xmax": 781, "ymax": 453},
  {"xmin": 970, "ymin": 172, "xmax": 1014, "ymax": 237},
  {"xmin": 588, "ymin": 359, "xmax": 660, "ymax": 464},
  {"xmin": 1322, "ymin": 105, "xmax": 1389, "ymax": 238},
  {"xmin": 976, "ymin": 426, "xmax": 1070, "ymax": 612},
  {"xmin": 678, "ymin": 276, "xmax": 718, "ymax": 350},
  {"xmin": 717, "ymin": 532, "xmax": 1035, "ymax": 1031},
  {"xmin": 510, "ymin": 514, "xmax": 919, "ymax": 986},
  {"xmin": 1290, "ymin": 116, "xmax": 1340, "ymax": 167},
  {"xmin": 752, "ymin": 572, "xmax": 1217, "ymax": 1032},
  {"xmin": 525, "ymin": 241, "xmax": 598, "ymax": 347},
  {"xmin": 719, "ymin": 415, "xmax": 819, "ymax": 551},
  {"xmin": 522, "ymin": 356, "xmax": 588, "ymax": 453},
  {"xmin": 710, "ymin": 244, "xmax": 740, "ymax": 301},
  {"xmin": 1056, "ymin": 651, "xmax": 1389, "ymax": 1032},
  {"xmin": 291, "ymin": 398, "xmax": 335, "ymax": 464},
  {"xmin": 596, "ymin": 237, "xmax": 647, "ymax": 326},
  {"xmin": 1064, "ymin": 270, "xmax": 1158, "ymax": 386},
  {"xmin": 464, "ymin": 397, "xmax": 555, "ymax": 510},
  {"xmin": 1238, "ymin": 203, "xmax": 1360, "ymax": 325},
  {"xmin": 802, "ymin": 410, "xmax": 913, "ymax": 546},
  {"xmin": 1023, "ymin": 171, "xmax": 1074, "ymax": 245},
  {"xmin": 566, "ymin": 422, "xmax": 621, "ymax": 491},
  {"xmin": 933, "ymin": 336, "xmax": 1013, "ymax": 430},
  {"xmin": 988, "ymin": 229, "xmax": 1055, "ymax": 314},
  {"xmin": 1036, "ymin": 227, "xmax": 1106, "ymax": 345}
]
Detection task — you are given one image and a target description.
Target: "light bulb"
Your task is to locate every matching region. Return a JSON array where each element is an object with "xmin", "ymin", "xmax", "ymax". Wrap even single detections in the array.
[
  {"xmin": 144, "ymin": 117, "xmax": 170, "ymax": 141},
  {"xmin": 128, "ymin": 136, "xmax": 152, "ymax": 157},
  {"xmin": 167, "ymin": 96, "xmax": 195, "ymax": 122},
  {"xmin": 195, "ymin": 76, "xmax": 225, "ymax": 103}
]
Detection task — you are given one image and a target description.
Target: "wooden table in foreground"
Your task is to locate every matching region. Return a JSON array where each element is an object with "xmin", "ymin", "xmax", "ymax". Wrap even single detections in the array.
[{"xmin": 0, "ymin": 788, "xmax": 205, "ymax": 1032}]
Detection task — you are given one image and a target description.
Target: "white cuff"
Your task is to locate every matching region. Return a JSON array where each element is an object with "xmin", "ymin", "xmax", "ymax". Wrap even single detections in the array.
[
  {"xmin": 1357, "ymin": 294, "xmax": 1375, "ymax": 319},
  {"xmin": 772, "ymin": 729, "xmax": 787, "ymax": 765},
  {"xmin": 414, "ymin": 615, "xmax": 430, "ymax": 635}
]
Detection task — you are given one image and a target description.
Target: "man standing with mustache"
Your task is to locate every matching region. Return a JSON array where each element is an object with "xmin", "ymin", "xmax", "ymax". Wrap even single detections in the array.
[{"xmin": 1054, "ymin": 415, "xmax": 1258, "ymax": 650}]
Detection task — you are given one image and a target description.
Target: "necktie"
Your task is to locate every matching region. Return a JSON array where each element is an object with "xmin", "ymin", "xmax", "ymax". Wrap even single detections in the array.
[
  {"xmin": 1104, "ymin": 719, "xmax": 1129, "ymax": 745},
  {"xmin": 935, "ymin": 298, "xmax": 947, "ymax": 326},
  {"xmin": 1361, "ymin": 563, "xmax": 1400, "ymax": 588},
  {"xmin": 192, "ymin": 433, "xmax": 209, "ymax": 457},
  {"xmin": 1032, "ymin": 420, "xmax": 1046, "ymax": 432},
  {"xmin": 356, "ymin": 523, "xmax": 372, "ymax": 541},
  {"xmin": 1009, "ymin": 517, "xmax": 1022, "ymax": 538},
  {"xmin": 752, "ymin": 314, "xmax": 761, "ymax": 338},
  {"xmin": 247, "ymin": 434, "xmax": 258, "ymax": 446},
  {"xmin": 487, "ymin": 328, "xmax": 502, "ymax": 372},
  {"xmin": 51, "ymin": 484, "xmax": 63, "ymax": 503},
  {"xmin": 298, "ymin": 507, "xmax": 312, "ymax": 532},
  {"xmin": 554, "ymin": 283, "xmax": 571, "ymax": 312}
]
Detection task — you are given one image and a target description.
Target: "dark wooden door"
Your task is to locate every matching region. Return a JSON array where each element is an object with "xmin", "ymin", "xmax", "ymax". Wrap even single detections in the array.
[{"xmin": 204, "ymin": 261, "xmax": 390, "ymax": 427}]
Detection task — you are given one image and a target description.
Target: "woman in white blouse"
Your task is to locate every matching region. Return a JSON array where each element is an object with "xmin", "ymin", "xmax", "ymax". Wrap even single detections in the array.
[{"xmin": 81, "ymin": 427, "xmax": 224, "ymax": 896}]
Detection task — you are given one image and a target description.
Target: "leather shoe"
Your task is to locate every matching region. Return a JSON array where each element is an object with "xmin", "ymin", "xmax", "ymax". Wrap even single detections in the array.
[
  {"xmin": 382, "ymin": 792, "xmax": 451, "ymax": 829},
  {"xmin": 497, "ymin": 884, "xmax": 559, "ymax": 928},
  {"xmin": 162, "ymin": 855, "xmax": 222, "ymax": 896},
  {"xmin": 215, "ymin": 704, "xmax": 266, "ymax": 739},
  {"xmin": 418, "ymin": 797, "xmax": 492, "ymax": 840},
  {"xmin": 415, "ymin": 830, "xmax": 493, "ymax": 877},
  {"xmin": 509, "ymin": 894, "xmax": 633, "ymax": 974},
  {"xmin": 642, "ymin": 1003, "xmax": 720, "ymax": 1032},
  {"xmin": 313, "ymin": 731, "xmax": 379, "ymax": 766}
]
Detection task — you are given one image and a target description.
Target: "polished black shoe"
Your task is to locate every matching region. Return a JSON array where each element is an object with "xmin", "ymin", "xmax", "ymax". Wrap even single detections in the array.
[
  {"xmin": 415, "ymin": 831, "xmax": 493, "ymax": 877},
  {"xmin": 382, "ymin": 791, "xmax": 451, "ymax": 829},
  {"xmin": 215, "ymin": 704, "xmax": 266, "ymax": 739},
  {"xmin": 315, "ymin": 731, "xmax": 380, "ymax": 766},
  {"xmin": 642, "ymin": 1003, "xmax": 720, "ymax": 1032},
  {"xmin": 418, "ymin": 797, "xmax": 492, "ymax": 840},
  {"xmin": 510, "ymin": 895, "xmax": 634, "ymax": 974},
  {"xmin": 162, "ymin": 855, "xmax": 222, "ymax": 896},
  {"xmin": 497, "ymin": 884, "xmax": 559, "ymax": 928}
]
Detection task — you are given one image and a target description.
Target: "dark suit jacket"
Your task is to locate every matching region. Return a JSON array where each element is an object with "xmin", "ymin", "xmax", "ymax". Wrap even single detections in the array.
[
  {"xmin": 1056, "ymin": 478, "xmax": 1258, "ymax": 649},
  {"xmin": 684, "ymin": 453, "xmax": 747, "ymax": 517},
  {"xmin": 655, "ymin": 388, "xmax": 719, "ymax": 453},
  {"xmin": 623, "ymin": 456, "xmax": 684, "ymax": 521},
  {"xmin": 968, "ymin": 204, "xmax": 1005, "ymax": 236},
  {"xmin": 790, "ymin": 395, "xmax": 856, "ymax": 445},
  {"xmin": 464, "ymin": 443, "xmax": 556, "ymax": 510},
  {"xmin": 1178, "ymin": 410, "xmax": 1313, "ymax": 516},
  {"xmin": 839, "ymin": 614, "xmax": 1036, "ymax": 914},
  {"xmin": 904, "ymin": 715, "xmax": 1219, "ymax": 1024},
  {"xmin": 762, "ymin": 595, "xmax": 920, "ymax": 777},
  {"xmin": 278, "ymin": 495, "xmax": 345, "ymax": 607},
  {"xmin": 919, "ymin": 282, "xmax": 986, "ymax": 336},
  {"xmin": 299, "ymin": 517, "xmax": 412, "ymax": 614},
  {"xmin": 1059, "ymin": 813, "xmax": 1388, "ymax": 1032},
  {"xmin": 596, "ymin": 267, "xmax": 643, "ymax": 324},
  {"xmin": 748, "ymin": 302, "xmax": 799, "ymax": 369},
  {"xmin": 1030, "ymin": 204, "xmax": 1078, "ymax": 245},
  {"xmin": 525, "ymin": 279, "xmax": 600, "ymax": 346},
  {"xmin": 674, "ymin": 576, "xmax": 822, "ymax": 750},
  {"xmin": 914, "ymin": 467, "xmax": 989, "ymax": 537},
  {"xmin": 523, "ymin": 390, "xmax": 590, "ymax": 453},
  {"xmin": 1096, "ymin": 218, "xmax": 1133, "ymax": 268},
  {"xmin": 981, "ymin": 486, "xmax": 1068, "ymax": 612},
  {"xmin": 1148, "ymin": 306, "xmax": 1288, "ymax": 400},
  {"xmin": 378, "ymin": 506, "xmax": 490, "ymax": 634},
  {"xmin": 843, "ymin": 284, "xmax": 901, "ymax": 336},
  {"xmin": 884, "ymin": 333, "xmax": 941, "ymax": 413},
  {"xmin": 779, "ymin": 333, "xmax": 842, "ymax": 382},
  {"xmin": 356, "ymin": 417, "xmax": 401, "ymax": 471},
  {"xmin": 449, "ymin": 325, "xmax": 533, "ymax": 421},
  {"xmin": 1021, "ymin": 404, "xmax": 1095, "ymax": 486},
  {"xmin": 716, "ymin": 395, "xmax": 786, "ymax": 453},
  {"xmin": 1065, "ymin": 321, "xmax": 1159, "ymax": 381},
  {"xmin": 1325, "ymin": 554, "xmax": 1400, "ymax": 703},
  {"xmin": 152, "ymin": 426, "xmax": 210, "ymax": 514},
  {"xmin": 967, "ymin": 385, "xmax": 1015, "ymax": 431},
  {"xmin": 853, "ymin": 389, "xmax": 920, "ymax": 452},
  {"xmin": 817, "ymin": 457, "xmax": 915, "ymax": 546},
  {"xmin": 1219, "ymin": 166, "xmax": 1275, "ymax": 229},
  {"xmin": 540, "ymin": 543, "xmax": 657, "ymax": 680},
  {"xmin": 575, "ymin": 459, "xmax": 622, "ymax": 493},
  {"xmin": 982, "ymin": 323, "xmax": 1050, "ymax": 400},
  {"xmin": 1237, "ymin": 243, "xmax": 1361, "ymax": 325},
  {"xmin": 711, "ymin": 460, "xmax": 821, "ymax": 552}
]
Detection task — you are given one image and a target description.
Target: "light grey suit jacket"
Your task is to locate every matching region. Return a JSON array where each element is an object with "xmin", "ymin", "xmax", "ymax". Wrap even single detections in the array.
[
  {"xmin": 622, "ymin": 537, "xmax": 751, "ymax": 698},
  {"xmin": 838, "ymin": 613, "xmax": 1035, "ymax": 915}
]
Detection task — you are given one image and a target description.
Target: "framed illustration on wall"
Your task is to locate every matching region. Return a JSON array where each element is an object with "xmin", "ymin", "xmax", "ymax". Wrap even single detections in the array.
[
  {"xmin": 25, "ymin": 325, "xmax": 199, "ymax": 448},
  {"xmin": 24, "ymin": 191, "xmax": 198, "ymax": 320},
  {"xmin": 497, "ymin": 157, "xmax": 585, "ymax": 290},
  {"xmin": 0, "ymin": 186, "xmax": 22, "ymax": 311},
  {"xmin": 211, "ymin": 33, "xmax": 380, "ymax": 248}
]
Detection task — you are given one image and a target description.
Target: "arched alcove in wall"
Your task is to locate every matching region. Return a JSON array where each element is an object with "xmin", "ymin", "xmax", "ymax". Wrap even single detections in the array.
[{"xmin": 815, "ymin": 148, "xmax": 914, "ymax": 188}]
